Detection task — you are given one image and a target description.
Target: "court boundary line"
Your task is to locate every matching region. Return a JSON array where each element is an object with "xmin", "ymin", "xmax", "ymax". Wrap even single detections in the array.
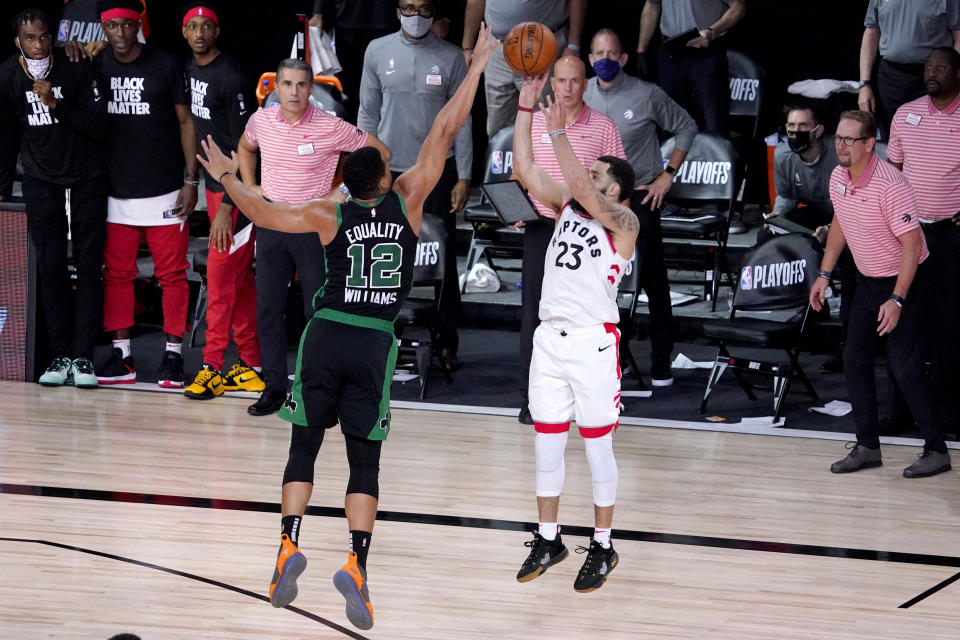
[
  {"xmin": 3, "ymin": 481, "xmax": 959, "ymax": 611},
  {"xmin": 0, "ymin": 535, "xmax": 371, "ymax": 639}
]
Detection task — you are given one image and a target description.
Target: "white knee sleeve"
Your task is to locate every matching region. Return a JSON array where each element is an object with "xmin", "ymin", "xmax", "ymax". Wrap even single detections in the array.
[
  {"xmin": 584, "ymin": 433, "xmax": 618, "ymax": 507},
  {"xmin": 535, "ymin": 431, "xmax": 568, "ymax": 497}
]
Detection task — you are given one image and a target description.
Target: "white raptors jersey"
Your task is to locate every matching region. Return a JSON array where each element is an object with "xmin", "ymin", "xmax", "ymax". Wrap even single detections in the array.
[{"xmin": 539, "ymin": 201, "xmax": 630, "ymax": 327}]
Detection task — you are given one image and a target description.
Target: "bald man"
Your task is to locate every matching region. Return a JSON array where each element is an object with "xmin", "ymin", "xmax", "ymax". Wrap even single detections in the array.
[{"xmin": 516, "ymin": 55, "xmax": 626, "ymax": 424}]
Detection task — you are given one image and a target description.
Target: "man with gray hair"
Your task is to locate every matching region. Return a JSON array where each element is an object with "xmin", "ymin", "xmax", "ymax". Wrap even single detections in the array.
[{"xmin": 238, "ymin": 57, "xmax": 390, "ymax": 415}]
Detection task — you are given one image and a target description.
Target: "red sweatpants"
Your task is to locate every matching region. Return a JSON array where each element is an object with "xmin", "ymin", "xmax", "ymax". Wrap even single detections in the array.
[
  {"xmin": 203, "ymin": 190, "xmax": 260, "ymax": 370},
  {"xmin": 103, "ymin": 221, "xmax": 190, "ymax": 337}
]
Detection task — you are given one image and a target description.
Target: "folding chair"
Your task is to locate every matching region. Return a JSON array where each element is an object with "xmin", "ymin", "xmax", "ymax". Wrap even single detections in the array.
[
  {"xmin": 659, "ymin": 133, "xmax": 741, "ymax": 309},
  {"xmin": 616, "ymin": 251, "xmax": 648, "ymax": 390},
  {"xmin": 699, "ymin": 233, "xmax": 823, "ymax": 421},
  {"xmin": 726, "ymin": 49, "xmax": 766, "ymax": 217},
  {"xmin": 395, "ymin": 216, "xmax": 453, "ymax": 398},
  {"xmin": 462, "ymin": 126, "xmax": 524, "ymax": 280}
]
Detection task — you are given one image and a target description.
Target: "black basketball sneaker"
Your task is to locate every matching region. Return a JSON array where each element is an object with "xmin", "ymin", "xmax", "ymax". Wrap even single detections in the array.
[
  {"xmin": 516, "ymin": 531, "xmax": 569, "ymax": 582},
  {"xmin": 573, "ymin": 540, "xmax": 619, "ymax": 592}
]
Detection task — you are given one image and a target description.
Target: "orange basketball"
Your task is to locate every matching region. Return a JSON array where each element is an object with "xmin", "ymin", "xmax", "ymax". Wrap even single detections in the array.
[{"xmin": 503, "ymin": 22, "xmax": 558, "ymax": 77}]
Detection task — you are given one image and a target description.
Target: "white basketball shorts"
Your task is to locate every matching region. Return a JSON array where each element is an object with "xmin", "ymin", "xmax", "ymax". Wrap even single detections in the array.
[{"xmin": 528, "ymin": 322, "xmax": 621, "ymax": 437}]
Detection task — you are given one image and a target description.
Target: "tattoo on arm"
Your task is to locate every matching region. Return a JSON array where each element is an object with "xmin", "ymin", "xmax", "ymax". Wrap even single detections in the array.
[{"xmin": 602, "ymin": 199, "xmax": 639, "ymax": 233}]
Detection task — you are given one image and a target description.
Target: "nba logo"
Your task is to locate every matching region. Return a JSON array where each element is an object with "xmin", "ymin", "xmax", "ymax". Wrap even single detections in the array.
[
  {"xmin": 740, "ymin": 266, "xmax": 752, "ymax": 290},
  {"xmin": 58, "ymin": 20, "xmax": 70, "ymax": 41},
  {"xmin": 491, "ymin": 151, "xmax": 503, "ymax": 174}
]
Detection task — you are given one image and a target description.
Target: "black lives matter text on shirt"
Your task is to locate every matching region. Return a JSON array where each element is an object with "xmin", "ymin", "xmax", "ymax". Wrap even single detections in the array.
[
  {"xmin": 0, "ymin": 49, "xmax": 106, "ymax": 184},
  {"xmin": 185, "ymin": 52, "xmax": 254, "ymax": 192},
  {"xmin": 94, "ymin": 45, "xmax": 188, "ymax": 199}
]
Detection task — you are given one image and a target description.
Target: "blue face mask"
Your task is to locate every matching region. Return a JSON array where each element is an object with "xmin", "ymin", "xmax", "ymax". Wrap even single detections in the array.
[{"xmin": 592, "ymin": 58, "xmax": 621, "ymax": 82}]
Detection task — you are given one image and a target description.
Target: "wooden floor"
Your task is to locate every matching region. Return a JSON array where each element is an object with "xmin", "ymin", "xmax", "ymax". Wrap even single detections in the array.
[{"xmin": 2, "ymin": 381, "xmax": 959, "ymax": 639}]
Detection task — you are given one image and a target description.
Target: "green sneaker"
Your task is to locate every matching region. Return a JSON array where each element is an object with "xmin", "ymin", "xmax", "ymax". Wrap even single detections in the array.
[
  {"xmin": 72, "ymin": 358, "xmax": 98, "ymax": 389},
  {"xmin": 39, "ymin": 357, "xmax": 73, "ymax": 386}
]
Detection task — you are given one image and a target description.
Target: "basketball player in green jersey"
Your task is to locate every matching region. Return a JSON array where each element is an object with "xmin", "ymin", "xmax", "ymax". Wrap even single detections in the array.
[{"xmin": 197, "ymin": 24, "xmax": 498, "ymax": 631}]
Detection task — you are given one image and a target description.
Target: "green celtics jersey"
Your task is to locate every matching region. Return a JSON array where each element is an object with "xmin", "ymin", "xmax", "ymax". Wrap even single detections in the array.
[{"xmin": 313, "ymin": 191, "xmax": 418, "ymax": 321}]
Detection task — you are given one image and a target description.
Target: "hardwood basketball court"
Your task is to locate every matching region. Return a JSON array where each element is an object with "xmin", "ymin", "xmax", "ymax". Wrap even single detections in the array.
[{"xmin": 1, "ymin": 381, "xmax": 958, "ymax": 639}]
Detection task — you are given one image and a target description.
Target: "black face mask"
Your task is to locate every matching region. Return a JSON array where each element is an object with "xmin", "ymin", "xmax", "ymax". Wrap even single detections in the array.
[{"xmin": 787, "ymin": 129, "xmax": 816, "ymax": 154}]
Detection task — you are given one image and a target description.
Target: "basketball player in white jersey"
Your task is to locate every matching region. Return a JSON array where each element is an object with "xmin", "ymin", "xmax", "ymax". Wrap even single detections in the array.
[{"xmin": 512, "ymin": 74, "xmax": 638, "ymax": 592}]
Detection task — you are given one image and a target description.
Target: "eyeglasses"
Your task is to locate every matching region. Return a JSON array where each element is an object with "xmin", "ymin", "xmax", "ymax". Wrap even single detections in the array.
[
  {"xmin": 398, "ymin": 4, "xmax": 435, "ymax": 18},
  {"xmin": 834, "ymin": 136, "xmax": 870, "ymax": 147}
]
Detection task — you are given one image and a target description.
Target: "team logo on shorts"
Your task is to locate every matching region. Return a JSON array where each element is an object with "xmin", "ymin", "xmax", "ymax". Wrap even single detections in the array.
[
  {"xmin": 740, "ymin": 265, "xmax": 752, "ymax": 290},
  {"xmin": 378, "ymin": 414, "xmax": 390, "ymax": 431},
  {"xmin": 283, "ymin": 393, "xmax": 298, "ymax": 414}
]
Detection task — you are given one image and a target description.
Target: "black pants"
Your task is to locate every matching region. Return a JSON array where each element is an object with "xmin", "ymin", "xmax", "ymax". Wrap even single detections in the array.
[
  {"xmin": 519, "ymin": 217, "xmax": 556, "ymax": 396},
  {"xmin": 23, "ymin": 173, "xmax": 107, "ymax": 360},
  {"xmin": 921, "ymin": 221, "xmax": 960, "ymax": 422},
  {"xmin": 335, "ymin": 26, "xmax": 397, "ymax": 123},
  {"xmin": 843, "ymin": 265, "xmax": 947, "ymax": 451},
  {"xmin": 874, "ymin": 58, "xmax": 925, "ymax": 141},
  {"xmin": 657, "ymin": 44, "xmax": 729, "ymax": 134},
  {"xmin": 255, "ymin": 227, "xmax": 327, "ymax": 394},
  {"xmin": 392, "ymin": 156, "xmax": 461, "ymax": 354},
  {"xmin": 629, "ymin": 190, "xmax": 674, "ymax": 364}
]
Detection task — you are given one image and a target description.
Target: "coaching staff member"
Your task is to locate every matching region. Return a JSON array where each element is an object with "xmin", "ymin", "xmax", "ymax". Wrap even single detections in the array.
[
  {"xmin": 239, "ymin": 58, "xmax": 390, "ymax": 416},
  {"xmin": 887, "ymin": 46, "xmax": 960, "ymax": 430},
  {"xmin": 810, "ymin": 110, "xmax": 951, "ymax": 479}
]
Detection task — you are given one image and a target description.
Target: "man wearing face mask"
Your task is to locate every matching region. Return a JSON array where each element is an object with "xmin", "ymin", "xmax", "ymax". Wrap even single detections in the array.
[
  {"xmin": 584, "ymin": 28, "xmax": 697, "ymax": 386},
  {"xmin": 762, "ymin": 103, "xmax": 837, "ymax": 246},
  {"xmin": 358, "ymin": 0, "xmax": 471, "ymax": 370},
  {"xmin": 0, "ymin": 9, "xmax": 107, "ymax": 389}
]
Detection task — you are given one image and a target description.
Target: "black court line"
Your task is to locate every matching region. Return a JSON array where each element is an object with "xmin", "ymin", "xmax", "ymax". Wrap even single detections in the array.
[
  {"xmin": 899, "ymin": 571, "xmax": 960, "ymax": 609},
  {"xmin": 3, "ymin": 482, "xmax": 960, "ymax": 608},
  {"xmin": 0, "ymin": 536, "xmax": 370, "ymax": 640}
]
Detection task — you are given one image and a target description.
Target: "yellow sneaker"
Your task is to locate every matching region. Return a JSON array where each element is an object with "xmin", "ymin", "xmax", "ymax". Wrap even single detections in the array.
[
  {"xmin": 183, "ymin": 365, "xmax": 224, "ymax": 400},
  {"xmin": 222, "ymin": 362, "xmax": 265, "ymax": 392},
  {"xmin": 332, "ymin": 552, "xmax": 374, "ymax": 630},
  {"xmin": 269, "ymin": 534, "xmax": 307, "ymax": 608}
]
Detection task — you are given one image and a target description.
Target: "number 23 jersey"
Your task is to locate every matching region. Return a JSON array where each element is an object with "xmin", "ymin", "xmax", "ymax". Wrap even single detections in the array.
[
  {"xmin": 540, "ymin": 200, "xmax": 629, "ymax": 327},
  {"xmin": 314, "ymin": 190, "xmax": 418, "ymax": 322}
]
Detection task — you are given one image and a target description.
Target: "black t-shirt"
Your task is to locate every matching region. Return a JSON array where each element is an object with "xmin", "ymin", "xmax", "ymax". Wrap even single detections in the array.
[
  {"xmin": 185, "ymin": 51, "xmax": 253, "ymax": 193},
  {"xmin": 0, "ymin": 49, "xmax": 106, "ymax": 184},
  {"xmin": 94, "ymin": 45, "xmax": 187, "ymax": 198},
  {"xmin": 315, "ymin": 191, "xmax": 418, "ymax": 322}
]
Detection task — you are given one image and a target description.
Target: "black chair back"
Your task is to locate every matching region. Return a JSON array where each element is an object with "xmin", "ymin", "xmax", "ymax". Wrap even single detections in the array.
[
  {"xmin": 732, "ymin": 233, "xmax": 821, "ymax": 312},
  {"xmin": 661, "ymin": 133, "xmax": 740, "ymax": 203},
  {"xmin": 413, "ymin": 215, "xmax": 447, "ymax": 285},
  {"xmin": 481, "ymin": 126, "xmax": 515, "ymax": 183},
  {"xmin": 727, "ymin": 50, "xmax": 764, "ymax": 120}
]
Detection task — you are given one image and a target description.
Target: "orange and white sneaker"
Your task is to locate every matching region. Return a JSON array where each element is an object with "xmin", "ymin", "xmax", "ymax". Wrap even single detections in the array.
[
  {"xmin": 269, "ymin": 534, "xmax": 307, "ymax": 608},
  {"xmin": 332, "ymin": 552, "xmax": 374, "ymax": 630},
  {"xmin": 222, "ymin": 362, "xmax": 265, "ymax": 392}
]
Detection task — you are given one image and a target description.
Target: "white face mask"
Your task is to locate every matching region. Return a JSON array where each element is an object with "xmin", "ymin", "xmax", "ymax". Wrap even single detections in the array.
[
  {"xmin": 400, "ymin": 14, "xmax": 433, "ymax": 39},
  {"xmin": 16, "ymin": 39, "xmax": 52, "ymax": 79}
]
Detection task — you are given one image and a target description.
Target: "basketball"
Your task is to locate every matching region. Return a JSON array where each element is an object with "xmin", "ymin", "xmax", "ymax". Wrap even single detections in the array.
[{"xmin": 503, "ymin": 22, "xmax": 558, "ymax": 77}]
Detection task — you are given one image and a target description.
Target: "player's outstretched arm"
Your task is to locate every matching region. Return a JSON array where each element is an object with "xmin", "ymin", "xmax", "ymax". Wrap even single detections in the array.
[
  {"xmin": 197, "ymin": 135, "xmax": 339, "ymax": 242},
  {"xmin": 393, "ymin": 22, "xmax": 499, "ymax": 230},
  {"xmin": 512, "ymin": 75, "xmax": 566, "ymax": 214},
  {"xmin": 542, "ymin": 95, "xmax": 638, "ymax": 252}
]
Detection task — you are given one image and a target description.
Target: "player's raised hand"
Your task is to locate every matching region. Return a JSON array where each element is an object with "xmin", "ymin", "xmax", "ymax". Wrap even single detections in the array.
[
  {"xmin": 197, "ymin": 134, "xmax": 239, "ymax": 180},
  {"xmin": 540, "ymin": 94, "xmax": 566, "ymax": 132},
  {"xmin": 468, "ymin": 22, "xmax": 499, "ymax": 73},
  {"xmin": 519, "ymin": 74, "xmax": 548, "ymax": 110}
]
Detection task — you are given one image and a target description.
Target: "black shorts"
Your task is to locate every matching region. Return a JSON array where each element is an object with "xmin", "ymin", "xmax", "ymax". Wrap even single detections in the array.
[{"xmin": 279, "ymin": 309, "xmax": 397, "ymax": 441}]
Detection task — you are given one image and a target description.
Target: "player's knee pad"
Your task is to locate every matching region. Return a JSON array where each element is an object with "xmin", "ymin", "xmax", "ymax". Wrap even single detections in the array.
[
  {"xmin": 535, "ymin": 431, "xmax": 568, "ymax": 497},
  {"xmin": 345, "ymin": 434, "xmax": 382, "ymax": 499},
  {"xmin": 282, "ymin": 425, "xmax": 325, "ymax": 485},
  {"xmin": 584, "ymin": 433, "xmax": 618, "ymax": 507}
]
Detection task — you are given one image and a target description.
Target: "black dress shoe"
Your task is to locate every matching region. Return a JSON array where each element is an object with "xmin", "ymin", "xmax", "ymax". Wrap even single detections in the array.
[
  {"xmin": 518, "ymin": 400, "xmax": 533, "ymax": 425},
  {"xmin": 819, "ymin": 352, "xmax": 843, "ymax": 374},
  {"xmin": 248, "ymin": 389, "xmax": 286, "ymax": 416},
  {"xmin": 439, "ymin": 348, "xmax": 460, "ymax": 373}
]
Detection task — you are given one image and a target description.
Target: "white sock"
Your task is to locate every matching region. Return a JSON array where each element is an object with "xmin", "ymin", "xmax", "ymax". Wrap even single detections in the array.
[
  {"xmin": 252, "ymin": 366, "xmax": 262, "ymax": 372},
  {"xmin": 165, "ymin": 342, "xmax": 182, "ymax": 355},
  {"xmin": 538, "ymin": 522, "xmax": 559, "ymax": 541},
  {"xmin": 593, "ymin": 528, "xmax": 612, "ymax": 549},
  {"xmin": 113, "ymin": 339, "xmax": 131, "ymax": 358}
]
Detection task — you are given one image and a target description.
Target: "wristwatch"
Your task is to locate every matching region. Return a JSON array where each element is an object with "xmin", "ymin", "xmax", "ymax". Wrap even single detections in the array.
[
  {"xmin": 664, "ymin": 165, "xmax": 677, "ymax": 175},
  {"xmin": 857, "ymin": 80, "xmax": 872, "ymax": 90}
]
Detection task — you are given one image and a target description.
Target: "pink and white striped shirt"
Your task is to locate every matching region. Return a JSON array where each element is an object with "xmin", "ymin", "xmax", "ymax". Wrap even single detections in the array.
[
  {"xmin": 830, "ymin": 154, "xmax": 929, "ymax": 278},
  {"xmin": 244, "ymin": 103, "xmax": 369, "ymax": 205},
  {"xmin": 530, "ymin": 105, "xmax": 626, "ymax": 219},
  {"xmin": 887, "ymin": 93, "xmax": 960, "ymax": 222}
]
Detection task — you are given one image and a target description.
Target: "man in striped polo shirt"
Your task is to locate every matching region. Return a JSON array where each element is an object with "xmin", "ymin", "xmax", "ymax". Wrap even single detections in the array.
[
  {"xmin": 887, "ymin": 47, "xmax": 960, "ymax": 432},
  {"xmin": 517, "ymin": 54, "xmax": 625, "ymax": 424},
  {"xmin": 810, "ymin": 110, "xmax": 951, "ymax": 478},
  {"xmin": 238, "ymin": 58, "xmax": 390, "ymax": 416}
]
